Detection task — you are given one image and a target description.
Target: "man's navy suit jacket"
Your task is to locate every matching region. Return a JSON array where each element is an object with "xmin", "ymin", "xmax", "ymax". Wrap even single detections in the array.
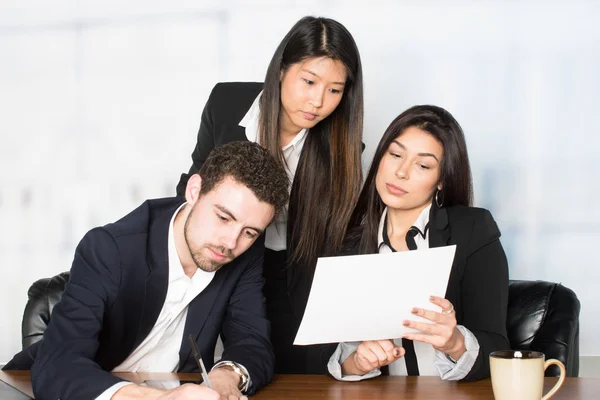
[{"xmin": 5, "ymin": 197, "xmax": 274, "ymax": 399}]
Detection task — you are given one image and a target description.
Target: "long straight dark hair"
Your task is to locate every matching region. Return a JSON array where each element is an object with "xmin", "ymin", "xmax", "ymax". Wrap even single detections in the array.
[
  {"xmin": 350, "ymin": 105, "xmax": 473, "ymax": 254},
  {"xmin": 259, "ymin": 16, "xmax": 364, "ymax": 270}
]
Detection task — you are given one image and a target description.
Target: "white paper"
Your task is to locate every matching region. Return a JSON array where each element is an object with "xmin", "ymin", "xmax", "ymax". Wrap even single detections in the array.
[{"xmin": 293, "ymin": 245, "xmax": 457, "ymax": 345}]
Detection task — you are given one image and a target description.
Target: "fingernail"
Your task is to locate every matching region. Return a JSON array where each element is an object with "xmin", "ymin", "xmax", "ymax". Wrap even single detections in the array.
[
  {"xmin": 411, "ymin": 307, "xmax": 418, "ymax": 314},
  {"xmin": 402, "ymin": 320, "xmax": 409, "ymax": 326},
  {"xmin": 430, "ymin": 295, "xmax": 436, "ymax": 301},
  {"xmin": 393, "ymin": 348, "xmax": 401, "ymax": 357}
]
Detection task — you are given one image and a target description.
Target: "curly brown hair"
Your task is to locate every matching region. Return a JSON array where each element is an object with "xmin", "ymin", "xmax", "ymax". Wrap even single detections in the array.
[{"xmin": 198, "ymin": 141, "xmax": 289, "ymax": 215}]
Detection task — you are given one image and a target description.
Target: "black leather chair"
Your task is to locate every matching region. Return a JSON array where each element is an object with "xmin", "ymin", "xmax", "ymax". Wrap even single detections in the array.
[
  {"xmin": 21, "ymin": 272, "xmax": 70, "ymax": 349},
  {"xmin": 20, "ymin": 274, "xmax": 581, "ymax": 378},
  {"xmin": 507, "ymin": 280, "xmax": 580, "ymax": 377}
]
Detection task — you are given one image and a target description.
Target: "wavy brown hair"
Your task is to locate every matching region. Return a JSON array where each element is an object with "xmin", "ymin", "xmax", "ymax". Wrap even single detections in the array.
[{"xmin": 259, "ymin": 16, "xmax": 364, "ymax": 270}]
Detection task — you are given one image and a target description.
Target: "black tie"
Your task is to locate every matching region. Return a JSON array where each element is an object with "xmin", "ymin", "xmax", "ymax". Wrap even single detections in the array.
[
  {"xmin": 405, "ymin": 227, "xmax": 419, "ymax": 251},
  {"xmin": 402, "ymin": 227, "xmax": 420, "ymax": 376}
]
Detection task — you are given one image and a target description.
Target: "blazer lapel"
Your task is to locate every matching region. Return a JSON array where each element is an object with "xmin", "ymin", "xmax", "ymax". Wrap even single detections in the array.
[
  {"xmin": 428, "ymin": 204, "xmax": 463, "ymax": 303},
  {"xmin": 428, "ymin": 204, "xmax": 450, "ymax": 249},
  {"xmin": 178, "ymin": 268, "xmax": 227, "ymax": 369},
  {"xmin": 132, "ymin": 199, "xmax": 182, "ymax": 350}
]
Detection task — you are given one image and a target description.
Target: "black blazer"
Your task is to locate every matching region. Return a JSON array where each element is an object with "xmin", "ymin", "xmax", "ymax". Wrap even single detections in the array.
[
  {"xmin": 328, "ymin": 204, "xmax": 510, "ymax": 381},
  {"xmin": 176, "ymin": 82, "xmax": 263, "ymax": 196},
  {"xmin": 5, "ymin": 197, "xmax": 274, "ymax": 399}
]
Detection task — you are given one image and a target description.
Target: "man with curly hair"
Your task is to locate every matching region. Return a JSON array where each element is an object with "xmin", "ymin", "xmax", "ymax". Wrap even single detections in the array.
[{"xmin": 5, "ymin": 141, "xmax": 289, "ymax": 400}]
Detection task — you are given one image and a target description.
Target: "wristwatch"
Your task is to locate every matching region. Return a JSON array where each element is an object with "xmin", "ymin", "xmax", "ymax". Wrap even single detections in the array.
[{"xmin": 214, "ymin": 360, "xmax": 249, "ymax": 391}]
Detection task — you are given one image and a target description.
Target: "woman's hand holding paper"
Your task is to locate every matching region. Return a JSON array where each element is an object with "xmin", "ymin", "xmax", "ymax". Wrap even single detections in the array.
[{"xmin": 401, "ymin": 295, "xmax": 466, "ymax": 361}]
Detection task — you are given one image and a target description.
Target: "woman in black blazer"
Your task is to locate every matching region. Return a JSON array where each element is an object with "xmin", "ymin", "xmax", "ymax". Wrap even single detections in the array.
[
  {"xmin": 326, "ymin": 105, "xmax": 509, "ymax": 382},
  {"xmin": 176, "ymin": 16, "xmax": 364, "ymax": 374}
]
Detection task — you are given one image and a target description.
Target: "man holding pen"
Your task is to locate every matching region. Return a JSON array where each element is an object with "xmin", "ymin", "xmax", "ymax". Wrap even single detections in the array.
[{"xmin": 4, "ymin": 142, "xmax": 289, "ymax": 400}]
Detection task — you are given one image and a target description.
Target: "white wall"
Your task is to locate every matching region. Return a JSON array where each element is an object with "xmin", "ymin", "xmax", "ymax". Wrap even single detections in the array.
[{"xmin": 1, "ymin": 0, "xmax": 599, "ymax": 364}]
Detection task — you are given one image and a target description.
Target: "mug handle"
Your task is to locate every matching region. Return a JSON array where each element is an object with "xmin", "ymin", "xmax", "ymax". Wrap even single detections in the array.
[{"xmin": 541, "ymin": 359, "xmax": 566, "ymax": 400}]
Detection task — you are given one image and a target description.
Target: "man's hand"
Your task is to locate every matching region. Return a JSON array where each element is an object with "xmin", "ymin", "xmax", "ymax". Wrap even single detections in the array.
[
  {"xmin": 113, "ymin": 382, "xmax": 220, "ymax": 400},
  {"xmin": 111, "ymin": 365, "xmax": 248, "ymax": 400},
  {"xmin": 204, "ymin": 367, "xmax": 248, "ymax": 400},
  {"xmin": 157, "ymin": 383, "xmax": 221, "ymax": 400}
]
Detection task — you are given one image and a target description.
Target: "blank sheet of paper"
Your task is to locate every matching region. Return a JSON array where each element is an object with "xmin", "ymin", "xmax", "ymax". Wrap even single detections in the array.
[{"xmin": 293, "ymin": 245, "xmax": 456, "ymax": 345}]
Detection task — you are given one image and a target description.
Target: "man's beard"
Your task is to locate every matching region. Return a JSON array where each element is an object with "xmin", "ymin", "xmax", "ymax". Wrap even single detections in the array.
[
  {"xmin": 184, "ymin": 208, "xmax": 234, "ymax": 272},
  {"xmin": 188, "ymin": 244, "xmax": 231, "ymax": 272}
]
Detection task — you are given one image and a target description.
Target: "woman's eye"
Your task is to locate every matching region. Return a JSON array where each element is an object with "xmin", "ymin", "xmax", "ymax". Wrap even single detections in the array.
[
  {"xmin": 217, "ymin": 214, "xmax": 228, "ymax": 221},
  {"xmin": 329, "ymin": 88, "xmax": 341, "ymax": 94},
  {"xmin": 390, "ymin": 152, "xmax": 402, "ymax": 158},
  {"xmin": 303, "ymin": 78, "xmax": 314, "ymax": 85},
  {"xmin": 419, "ymin": 164, "xmax": 430, "ymax": 170}
]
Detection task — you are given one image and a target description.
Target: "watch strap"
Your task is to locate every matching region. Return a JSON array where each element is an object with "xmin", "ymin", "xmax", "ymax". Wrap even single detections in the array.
[{"xmin": 213, "ymin": 360, "xmax": 249, "ymax": 391}]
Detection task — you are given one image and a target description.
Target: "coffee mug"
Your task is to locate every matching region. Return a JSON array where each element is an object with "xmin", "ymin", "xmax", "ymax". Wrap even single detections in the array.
[{"xmin": 490, "ymin": 350, "xmax": 566, "ymax": 400}]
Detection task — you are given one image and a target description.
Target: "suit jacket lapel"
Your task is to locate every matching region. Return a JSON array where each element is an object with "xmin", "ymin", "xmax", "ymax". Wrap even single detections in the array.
[
  {"xmin": 132, "ymin": 199, "xmax": 183, "ymax": 350},
  {"xmin": 428, "ymin": 204, "xmax": 462, "ymax": 303},
  {"xmin": 428, "ymin": 204, "xmax": 450, "ymax": 249},
  {"xmin": 178, "ymin": 268, "xmax": 227, "ymax": 369}
]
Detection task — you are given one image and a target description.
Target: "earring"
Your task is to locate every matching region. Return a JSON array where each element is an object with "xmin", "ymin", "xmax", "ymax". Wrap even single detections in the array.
[{"xmin": 435, "ymin": 190, "xmax": 443, "ymax": 208}]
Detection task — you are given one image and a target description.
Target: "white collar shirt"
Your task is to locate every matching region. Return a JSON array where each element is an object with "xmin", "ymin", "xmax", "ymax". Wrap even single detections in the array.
[
  {"xmin": 98, "ymin": 203, "xmax": 216, "ymax": 399},
  {"xmin": 239, "ymin": 91, "xmax": 308, "ymax": 251},
  {"xmin": 377, "ymin": 205, "xmax": 436, "ymax": 376},
  {"xmin": 113, "ymin": 202, "xmax": 215, "ymax": 372},
  {"xmin": 377, "ymin": 204, "xmax": 431, "ymax": 254}
]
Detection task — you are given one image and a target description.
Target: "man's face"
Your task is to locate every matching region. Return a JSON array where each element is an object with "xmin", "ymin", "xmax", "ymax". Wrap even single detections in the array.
[{"xmin": 183, "ymin": 177, "xmax": 275, "ymax": 273}]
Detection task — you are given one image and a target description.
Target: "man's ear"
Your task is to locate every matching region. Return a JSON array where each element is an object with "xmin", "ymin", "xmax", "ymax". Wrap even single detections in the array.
[{"xmin": 185, "ymin": 174, "xmax": 202, "ymax": 206}]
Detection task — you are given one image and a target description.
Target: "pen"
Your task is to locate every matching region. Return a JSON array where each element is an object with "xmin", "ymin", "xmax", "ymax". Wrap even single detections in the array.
[{"xmin": 188, "ymin": 334, "xmax": 213, "ymax": 389}]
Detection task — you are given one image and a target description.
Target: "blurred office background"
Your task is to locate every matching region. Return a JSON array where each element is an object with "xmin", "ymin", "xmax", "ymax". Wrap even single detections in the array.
[{"xmin": 1, "ymin": 0, "xmax": 599, "ymax": 372}]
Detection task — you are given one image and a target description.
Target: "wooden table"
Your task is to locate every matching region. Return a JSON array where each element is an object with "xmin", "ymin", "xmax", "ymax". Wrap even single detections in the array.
[
  {"xmin": 258, "ymin": 374, "xmax": 598, "ymax": 399},
  {"xmin": 1, "ymin": 370, "xmax": 599, "ymax": 399}
]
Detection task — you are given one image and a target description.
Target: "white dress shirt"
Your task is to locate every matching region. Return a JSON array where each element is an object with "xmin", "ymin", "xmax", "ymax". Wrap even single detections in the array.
[
  {"xmin": 97, "ymin": 203, "xmax": 218, "ymax": 399},
  {"xmin": 328, "ymin": 204, "xmax": 480, "ymax": 381},
  {"xmin": 239, "ymin": 91, "xmax": 307, "ymax": 251}
]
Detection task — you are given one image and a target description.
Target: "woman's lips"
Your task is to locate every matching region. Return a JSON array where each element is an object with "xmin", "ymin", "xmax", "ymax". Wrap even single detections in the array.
[
  {"xmin": 386, "ymin": 183, "xmax": 408, "ymax": 196},
  {"xmin": 302, "ymin": 112, "xmax": 317, "ymax": 121}
]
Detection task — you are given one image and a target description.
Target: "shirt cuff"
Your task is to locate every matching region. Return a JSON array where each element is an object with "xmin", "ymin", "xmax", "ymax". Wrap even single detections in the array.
[
  {"xmin": 433, "ymin": 325, "xmax": 480, "ymax": 380},
  {"xmin": 95, "ymin": 381, "xmax": 134, "ymax": 400},
  {"xmin": 211, "ymin": 361, "xmax": 251, "ymax": 393},
  {"xmin": 327, "ymin": 342, "xmax": 381, "ymax": 381}
]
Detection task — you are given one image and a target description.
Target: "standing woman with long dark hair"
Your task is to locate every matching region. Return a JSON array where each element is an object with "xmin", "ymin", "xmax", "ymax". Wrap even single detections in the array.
[{"xmin": 176, "ymin": 16, "xmax": 364, "ymax": 374}]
